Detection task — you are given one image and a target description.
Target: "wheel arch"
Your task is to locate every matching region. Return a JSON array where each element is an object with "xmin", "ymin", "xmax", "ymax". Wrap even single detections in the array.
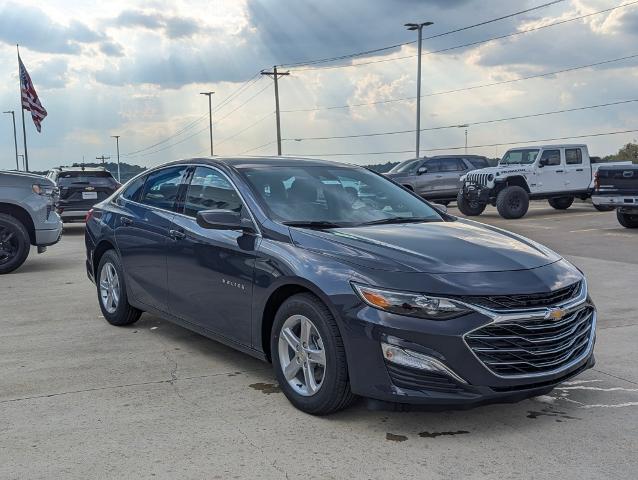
[
  {"xmin": 92, "ymin": 239, "xmax": 119, "ymax": 277},
  {"xmin": 503, "ymin": 176, "xmax": 530, "ymax": 193},
  {"xmin": 0, "ymin": 202, "xmax": 36, "ymax": 245}
]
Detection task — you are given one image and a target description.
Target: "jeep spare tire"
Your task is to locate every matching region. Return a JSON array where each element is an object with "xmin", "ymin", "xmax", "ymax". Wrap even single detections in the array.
[{"xmin": 496, "ymin": 186, "xmax": 529, "ymax": 219}]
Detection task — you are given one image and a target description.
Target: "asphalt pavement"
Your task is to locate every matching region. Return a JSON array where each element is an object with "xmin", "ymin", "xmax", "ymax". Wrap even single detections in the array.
[{"xmin": 1, "ymin": 201, "xmax": 636, "ymax": 479}]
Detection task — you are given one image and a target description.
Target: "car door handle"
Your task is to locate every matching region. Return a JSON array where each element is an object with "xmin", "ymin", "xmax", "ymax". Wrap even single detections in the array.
[
  {"xmin": 555, "ymin": 170, "xmax": 564, "ymax": 173},
  {"xmin": 120, "ymin": 217, "xmax": 133, "ymax": 226},
  {"xmin": 576, "ymin": 168, "xmax": 584, "ymax": 172},
  {"xmin": 435, "ymin": 175, "xmax": 443, "ymax": 178},
  {"xmin": 169, "ymin": 229, "xmax": 186, "ymax": 240}
]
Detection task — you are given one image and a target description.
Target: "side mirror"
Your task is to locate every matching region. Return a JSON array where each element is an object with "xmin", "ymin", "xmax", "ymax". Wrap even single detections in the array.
[
  {"xmin": 196, "ymin": 209, "xmax": 255, "ymax": 233},
  {"xmin": 432, "ymin": 203, "xmax": 448, "ymax": 214},
  {"xmin": 417, "ymin": 166, "xmax": 428, "ymax": 175},
  {"xmin": 538, "ymin": 159, "xmax": 546, "ymax": 168}
]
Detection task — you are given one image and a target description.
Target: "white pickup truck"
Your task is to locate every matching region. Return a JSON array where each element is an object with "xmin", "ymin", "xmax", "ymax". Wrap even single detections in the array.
[{"xmin": 457, "ymin": 144, "xmax": 631, "ymax": 219}]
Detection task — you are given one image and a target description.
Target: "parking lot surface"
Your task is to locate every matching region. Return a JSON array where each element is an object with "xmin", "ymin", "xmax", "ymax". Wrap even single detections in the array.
[{"xmin": 1, "ymin": 201, "xmax": 637, "ymax": 479}]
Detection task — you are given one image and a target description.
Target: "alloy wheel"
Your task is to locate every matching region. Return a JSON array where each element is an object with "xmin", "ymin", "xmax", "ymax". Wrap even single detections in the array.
[
  {"xmin": 99, "ymin": 262, "xmax": 120, "ymax": 314},
  {"xmin": 0, "ymin": 226, "xmax": 19, "ymax": 266},
  {"xmin": 278, "ymin": 314, "xmax": 326, "ymax": 396}
]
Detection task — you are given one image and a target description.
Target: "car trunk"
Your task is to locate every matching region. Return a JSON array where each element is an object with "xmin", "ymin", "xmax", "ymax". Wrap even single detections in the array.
[{"xmin": 597, "ymin": 165, "xmax": 638, "ymax": 195}]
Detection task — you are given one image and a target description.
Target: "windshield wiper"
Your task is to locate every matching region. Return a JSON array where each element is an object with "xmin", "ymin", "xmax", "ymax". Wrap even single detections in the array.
[
  {"xmin": 357, "ymin": 217, "xmax": 435, "ymax": 226},
  {"xmin": 283, "ymin": 221, "xmax": 346, "ymax": 229}
]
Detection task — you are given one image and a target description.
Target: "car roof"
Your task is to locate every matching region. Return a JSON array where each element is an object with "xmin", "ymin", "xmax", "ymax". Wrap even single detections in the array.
[
  {"xmin": 158, "ymin": 156, "xmax": 364, "ymax": 170},
  {"xmin": 506, "ymin": 144, "xmax": 587, "ymax": 149}
]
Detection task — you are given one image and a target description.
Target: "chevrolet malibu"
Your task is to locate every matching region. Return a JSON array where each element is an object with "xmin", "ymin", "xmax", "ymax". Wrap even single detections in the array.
[{"xmin": 85, "ymin": 157, "xmax": 596, "ymax": 414}]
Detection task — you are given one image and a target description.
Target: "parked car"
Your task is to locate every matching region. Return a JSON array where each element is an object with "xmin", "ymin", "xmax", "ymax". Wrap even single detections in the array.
[
  {"xmin": 457, "ymin": 144, "xmax": 631, "ymax": 219},
  {"xmin": 592, "ymin": 164, "xmax": 638, "ymax": 228},
  {"xmin": 0, "ymin": 170, "xmax": 62, "ymax": 274},
  {"xmin": 385, "ymin": 155, "xmax": 489, "ymax": 205},
  {"xmin": 47, "ymin": 166, "xmax": 120, "ymax": 222},
  {"xmin": 85, "ymin": 157, "xmax": 596, "ymax": 414}
]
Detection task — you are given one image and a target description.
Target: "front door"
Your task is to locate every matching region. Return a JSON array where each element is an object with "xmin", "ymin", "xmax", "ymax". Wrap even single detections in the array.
[
  {"xmin": 115, "ymin": 165, "xmax": 188, "ymax": 312},
  {"xmin": 167, "ymin": 166, "xmax": 257, "ymax": 346},
  {"xmin": 537, "ymin": 149, "xmax": 564, "ymax": 193},
  {"xmin": 436, "ymin": 157, "xmax": 468, "ymax": 198}
]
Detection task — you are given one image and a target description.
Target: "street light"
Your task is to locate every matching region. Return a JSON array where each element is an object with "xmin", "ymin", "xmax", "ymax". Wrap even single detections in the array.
[
  {"xmin": 3, "ymin": 110, "xmax": 19, "ymax": 170},
  {"xmin": 111, "ymin": 135, "xmax": 121, "ymax": 182},
  {"xmin": 405, "ymin": 21, "xmax": 434, "ymax": 160},
  {"xmin": 457, "ymin": 124, "xmax": 469, "ymax": 154},
  {"xmin": 200, "ymin": 91, "xmax": 215, "ymax": 156}
]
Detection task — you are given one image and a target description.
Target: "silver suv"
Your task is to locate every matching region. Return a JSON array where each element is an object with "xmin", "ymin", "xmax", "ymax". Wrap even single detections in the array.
[
  {"xmin": 0, "ymin": 171, "xmax": 62, "ymax": 273},
  {"xmin": 385, "ymin": 155, "xmax": 489, "ymax": 205}
]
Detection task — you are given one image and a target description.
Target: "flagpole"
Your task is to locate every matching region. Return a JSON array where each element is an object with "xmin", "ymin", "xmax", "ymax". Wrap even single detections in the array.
[{"xmin": 17, "ymin": 44, "xmax": 29, "ymax": 172}]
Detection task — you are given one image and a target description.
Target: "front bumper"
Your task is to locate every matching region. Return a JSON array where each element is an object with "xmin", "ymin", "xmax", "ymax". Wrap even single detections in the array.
[
  {"xmin": 342, "ymin": 287, "xmax": 596, "ymax": 406},
  {"xmin": 34, "ymin": 212, "xmax": 63, "ymax": 247},
  {"xmin": 462, "ymin": 183, "xmax": 491, "ymax": 203}
]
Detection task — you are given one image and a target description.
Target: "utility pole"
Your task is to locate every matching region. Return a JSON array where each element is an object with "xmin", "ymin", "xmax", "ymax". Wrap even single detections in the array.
[
  {"xmin": 405, "ymin": 22, "xmax": 433, "ymax": 160},
  {"xmin": 457, "ymin": 124, "xmax": 469, "ymax": 154},
  {"xmin": 199, "ymin": 91, "xmax": 214, "ymax": 156},
  {"xmin": 111, "ymin": 135, "xmax": 121, "ymax": 182},
  {"xmin": 96, "ymin": 155, "xmax": 110, "ymax": 166},
  {"xmin": 3, "ymin": 110, "xmax": 19, "ymax": 170},
  {"xmin": 18, "ymin": 154, "xmax": 25, "ymax": 171},
  {"xmin": 261, "ymin": 66, "xmax": 289, "ymax": 155}
]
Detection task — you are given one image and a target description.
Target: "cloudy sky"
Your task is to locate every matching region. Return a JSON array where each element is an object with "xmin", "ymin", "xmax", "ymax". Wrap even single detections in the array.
[{"xmin": 1, "ymin": 0, "xmax": 637, "ymax": 171}]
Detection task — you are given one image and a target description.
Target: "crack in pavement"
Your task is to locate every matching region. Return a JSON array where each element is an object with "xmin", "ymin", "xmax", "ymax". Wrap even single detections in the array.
[{"xmin": 592, "ymin": 368, "xmax": 638, "ymax": 386}]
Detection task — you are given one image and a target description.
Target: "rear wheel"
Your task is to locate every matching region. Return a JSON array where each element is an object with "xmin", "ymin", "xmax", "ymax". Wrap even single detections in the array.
[
  {"xmin": 548, "ymin": 196, "xmax": 574, "ymax": 210},
  {"xmin": 617, "ymin": 210, "xmax": 638, "ymax": 228},
  {"xmin": 593, "ymin": 204, "xmax": 615, "ymax": 212},
  {"xmin": 456, "ymin": 190, "xmax": 486, "ymax": 216},
  {"xmin": 496, "ymin": 186, "xmax": 529, "ymax": 219},
  {"xmin": 0, "ymin": 213, "xmax": 30, "ymax": 274},
  {"xmin": 271, "ymin": 293, "xmax": 355, "ymax": 415},
  {"xmin": 96, "ymin": 250, "xmax": 141, "ymax": 326}
]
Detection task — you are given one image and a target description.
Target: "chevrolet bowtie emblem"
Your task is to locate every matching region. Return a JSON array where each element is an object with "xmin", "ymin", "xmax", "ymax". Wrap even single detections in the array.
[
  {"xmin": 545, "ymin": 307, "xmax": 567, "ymax": 321},
  {"xmin": 86, "ymin": 186, "xmax": 95, "ymax": 191}
]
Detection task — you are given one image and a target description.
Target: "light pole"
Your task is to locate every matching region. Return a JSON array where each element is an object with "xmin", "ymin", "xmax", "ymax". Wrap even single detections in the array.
[
  {"xmin": 457, "ymin": 124, "xmax": 469, "ymax": 154},
  {"xmin": 405, "ymin": 21, "xmax": 433, "ymax": 160},
  {"xmin": 3, "ymin": 110, "xmax": 19, "ymax": 170},
  {"xmin": 111, "ymin": 135, "xmax": 121, "ymax": 182},
  {"xmin": 200, "ymin": 91, "xmax": 214, "ymax": 156},
  {"xmin": 18, "ymin": 154, "xmax": 25, "ymax": 171}
]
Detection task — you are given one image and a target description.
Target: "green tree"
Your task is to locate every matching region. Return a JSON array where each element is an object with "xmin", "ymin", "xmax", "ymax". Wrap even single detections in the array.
[{"xmin": 607, "ymin": 142, "xmax": 638, "ymax": 164}]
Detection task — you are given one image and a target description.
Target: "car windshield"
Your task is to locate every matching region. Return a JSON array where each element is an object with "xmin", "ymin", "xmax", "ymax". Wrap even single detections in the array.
[
  {"xmin": 500, "ymin": 149, "xmax": 540, "ymax": 165},
  {"xmin": 58, "ymin": 171, "xmax": 117, "ymax": 187},
  {"xmin": 240, "ymin": 165, "xmax": 442, "ymax": 227},
  {"xmin": 389, "ymin": 159, "xmax": 422, "ymax": 174}
]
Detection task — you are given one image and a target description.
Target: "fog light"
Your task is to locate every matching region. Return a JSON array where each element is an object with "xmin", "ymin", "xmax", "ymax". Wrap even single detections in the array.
[{"xmin": 381, "ymin": 343, "xmax": 466, "ymax": 384}]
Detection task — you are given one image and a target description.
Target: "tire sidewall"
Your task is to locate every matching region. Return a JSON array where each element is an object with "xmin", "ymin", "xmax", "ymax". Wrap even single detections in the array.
[
  {"xmin": 457, "ymin": 190, "xmax": 486, "ymax": 216},
  {"xmin": 271, "ymin": 295, "xmax": 344, "ymax": 413},
  {"xmin": 497, "ymin": 186, "xmax": 529, "ymax": 219},
  {"xmin": 0, "ymin": 214, "xmax": 31, "ymax": 274},
  {"xmin": 617, "ymin": 210, "xmax": 638, "ymax": 228},
  {"xmin": 96, "ymin": 250, "xmax": 133, "ymax": 325}
]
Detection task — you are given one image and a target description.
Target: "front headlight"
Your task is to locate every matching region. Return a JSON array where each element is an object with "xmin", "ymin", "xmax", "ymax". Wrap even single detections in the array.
[
  {"xmin": 351, "ymin": 283, "xmax": 470, "ymax": 320},
  {"xmin": 32, "ymin": 183, "xmax": 55, "ymax": 196}
]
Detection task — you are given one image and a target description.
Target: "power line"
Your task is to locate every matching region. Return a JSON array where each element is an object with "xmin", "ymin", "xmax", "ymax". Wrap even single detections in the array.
[
  {"xmin": 216, "ymin": 111, "xmax": 275, "ymax": 148},
  {"xmin": 278, "ymin": 0, "xmax": 566, "ymax": 68},
  {"xmin": 284, "ymin": 99, "xmax": 638, "ymax": 141},
  {"xmin": 281, "ymin": 53, "xmax": 638, "ymax": 113},
  {"xmin": 236, "ymin": 140, "xmax": 277, "ymax": 156},
  {"xmin": 288, "ymin": 128, "xmax": 638, "ymax": 157},
  {"xmin": 214, "ymin": 80, "xmax": 273, "ymax": 125},
  {"xmin": 289, "ymin": 0, "xmax": 638, "ymax": 72}
]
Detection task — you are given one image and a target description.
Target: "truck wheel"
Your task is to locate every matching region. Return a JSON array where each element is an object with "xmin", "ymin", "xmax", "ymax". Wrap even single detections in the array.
[
  {"xmin": 456, "ymin": 190, "xmax": 486, "ymax": 216},
  {"xmin": 594, "ymin": 204, "xmax": 615, "ymax": 212},
  {"xmin": 548, "ymin": 197, "xmax": 574, "ymax": 210},
  {"xmin": 496, "ymin": 186, "xmax": 529, "ymax": 219},
  {"xmin": 617, "ymin": 210, "xmax": 638, "ymax": 228},
  {"xmin": 0, "ymin": 213, "xmax": 31, "ymax": 274}
]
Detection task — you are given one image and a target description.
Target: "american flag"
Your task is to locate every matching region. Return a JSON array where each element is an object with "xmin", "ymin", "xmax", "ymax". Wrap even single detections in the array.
[{"xmin": 19, "ymin": 55, "xmax": 47, "ymax": 133}]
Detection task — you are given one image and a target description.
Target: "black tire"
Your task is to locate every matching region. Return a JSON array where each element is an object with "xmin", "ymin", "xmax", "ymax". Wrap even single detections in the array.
[
  {"xmin": 593, "ymin": 204, "xmax": 615, "ymax": 212},
  {"xmin": 96, "ymin": 250, "xmax": 141, "ymax": 326},
  {"xmin": 456, "ymin": 190, "xmax": 487, "ymax": 216},
  {"xmin": 496, "ymin": 186, "xmax": 529, "ymax": 219},
  {"xmin": 0, "ymin": 213, "xmax": 31, "ymax": 274},
  {"xmin": 271, "ymin": 293, "xmax": 355, "ymax": 415},
  {"xmin": 617, "ymin": 210, "xmax": 638, "ymax": 228},
  {"xmin": 548, "ymin": 196, "xmax": 574, "ymax": 210}
]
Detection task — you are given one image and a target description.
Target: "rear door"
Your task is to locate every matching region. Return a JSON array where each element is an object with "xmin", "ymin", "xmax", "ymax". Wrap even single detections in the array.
[
  {"xmin": 115, "ymin": 165, "xmax": 188, "ymax": 313},
  {"xmin": 166, "ymin": 166, "xmax": 257, "ymax": 346},
  {"xmin": 563, "ymin": 147, "xmax": 590, "ymax": 191},
  {"xmin": 538, "ymin": 149, "xmax": 564, "ymax": 193}
]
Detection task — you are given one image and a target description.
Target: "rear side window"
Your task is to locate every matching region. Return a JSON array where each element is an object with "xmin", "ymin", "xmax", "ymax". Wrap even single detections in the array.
[
  {"xmin": 139, "ymin": 166, "xmax": 187, "ymax": 211},
  {"xmin": 565, "ymin": 148, "xmax": 582, "ymax": 165},
  {"xmin": 540, "ymin": 150, "xmax": 561, "ymax": 166},
  {"xmin": 121, "ymin": 175, "xmax": 146, "ymax": 202},
  {"xmin": 183, "ymin": 167, "xmax": 243, "ymax": 217}
]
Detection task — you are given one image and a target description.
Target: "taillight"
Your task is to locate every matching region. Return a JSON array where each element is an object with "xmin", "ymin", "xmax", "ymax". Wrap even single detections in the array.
[
  {"xmin": 594, "ymin": 172, "xmax": 600, "ymax": 191},
  {"xmin": 85, "ymin": 209, "xmax": 94, "ymax": 223}
]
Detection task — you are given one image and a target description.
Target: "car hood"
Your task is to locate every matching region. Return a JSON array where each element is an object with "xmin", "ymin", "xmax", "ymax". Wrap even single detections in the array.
[{"xmin": 289, "ymin": 219, "xmax": 561, "ymax": 274}]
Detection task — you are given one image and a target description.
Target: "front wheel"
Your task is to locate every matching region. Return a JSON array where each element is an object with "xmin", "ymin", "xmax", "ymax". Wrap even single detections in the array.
[
  {"xmin": 456, "ymin": 190, "xmax": 487, "ymax": 216},
  {"xmin": 548, "ymin": 196, "xmax": 574, "ymax": 210},
  {"xmin": 496, "ymin": 186, "xmax": 530, "ymax": 219},
  {"xmin": 96, "ymin": 250, "xmax": 142, "ymax": 326},
  {"xmin": 617, "ymin": 210, "xmax": 638, "ymax": 228},
  {"xmin": 271, "ymin": 293, "xmax": 355, "ymax": 415},
  {"xmin": 0, "ymin": 213, "xmax": 31, "ymax": 274},
  {"xmin": 593, "ymin": 204, "xmax": 615, "ymax": 212}
]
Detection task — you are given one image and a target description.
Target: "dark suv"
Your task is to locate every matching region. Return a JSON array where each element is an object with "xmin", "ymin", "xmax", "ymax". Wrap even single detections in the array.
[
  {"xmin": 85, "ymin": 157, "xmax": 595, "ymax": 414},
  {"xmin": 48, "ymin": 167, "xmax": 120, "ymax": 222},
  {"xmin": 385, "ymin": 155, "xmax": 489, "ymax": 205}
]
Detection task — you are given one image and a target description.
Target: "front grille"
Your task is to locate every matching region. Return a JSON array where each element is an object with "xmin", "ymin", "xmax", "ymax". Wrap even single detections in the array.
[
  {"xmin": 457, "ymin": 281, "xmax": 581, "ymax": 311},
  {"xmin": 465, "ymin": 172, "xmax": 492, "ymax": 186},
  {"xmin": 386, "ymin": 362, "xmax": 469, "ymax": 394},
  {"xmin": 465, "ymin": 306, "xmax": 595, "ymax": 377}
]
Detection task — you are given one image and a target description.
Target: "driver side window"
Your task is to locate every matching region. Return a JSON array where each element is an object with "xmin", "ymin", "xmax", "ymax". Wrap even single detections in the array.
[
  {"xmin": 424, "ymin": 159, "xmax": 441, "ymax": 172},
  {"xmin": 183, "ymin": 167, "xmax": 243, "ymax": 218}
]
